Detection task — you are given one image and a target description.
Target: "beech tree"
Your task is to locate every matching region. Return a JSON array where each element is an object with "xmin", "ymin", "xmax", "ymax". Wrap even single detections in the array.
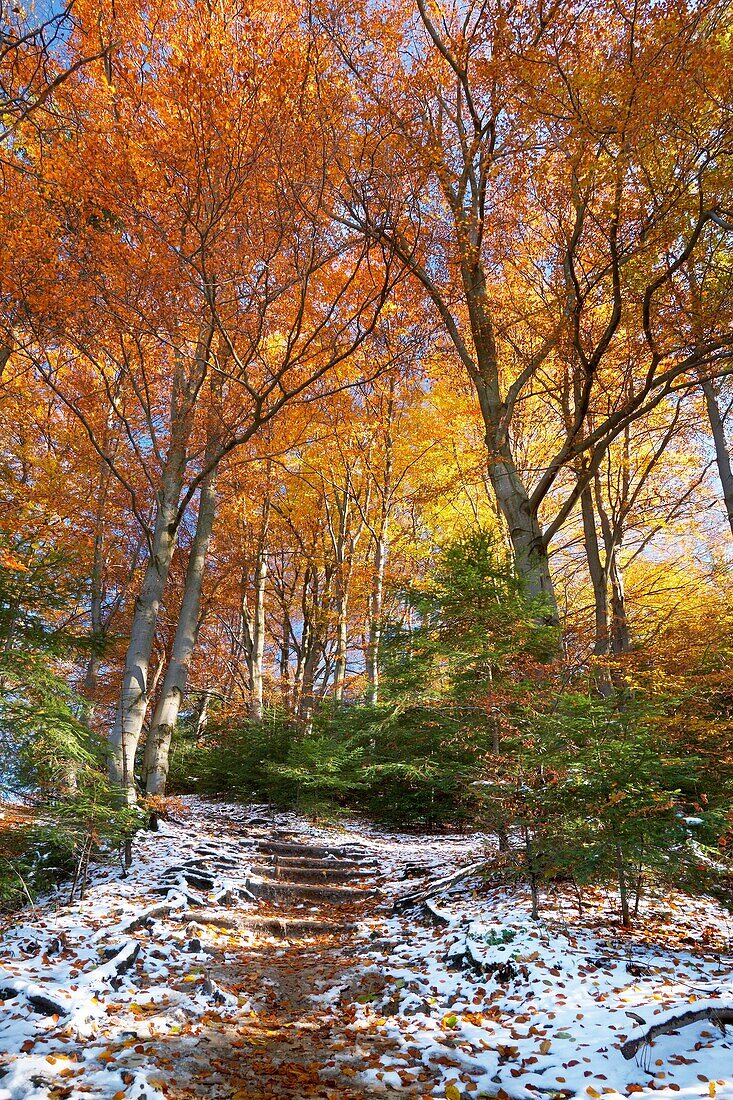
[
  {"xmin": 3, "ymin": 0, "xmax": 400, "ymax": 800},
  {"xmin": 318, "ymin": 0, "xmax": 733, "ymax": 613},
  {"xmin": 2, "ymin": 0, "xmax": 733, "ymax": 821},
  {"xmin": 702, "ymin": 378, "xmax": 733, "ymax": 538}
]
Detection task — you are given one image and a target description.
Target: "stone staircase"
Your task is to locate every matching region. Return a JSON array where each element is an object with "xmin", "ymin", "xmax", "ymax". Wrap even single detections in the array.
[{"xmin": 244, "ymin": 835, "xmax": 378, "ymax": 937}]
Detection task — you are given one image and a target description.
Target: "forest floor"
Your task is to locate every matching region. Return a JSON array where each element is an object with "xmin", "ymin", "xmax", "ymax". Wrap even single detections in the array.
[{"xmin": 0, "ymin": 799, "xmax": 732, "ymax": 1100}]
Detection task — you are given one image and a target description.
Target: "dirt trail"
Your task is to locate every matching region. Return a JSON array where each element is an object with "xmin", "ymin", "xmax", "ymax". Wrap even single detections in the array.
[
  {"xmin": 158, "ymin": 817, "xmax": 422, "ymax": 1099},
  {"xmin": 3, "ymin": 800, "xmax": 733, "ymax": 1100}
]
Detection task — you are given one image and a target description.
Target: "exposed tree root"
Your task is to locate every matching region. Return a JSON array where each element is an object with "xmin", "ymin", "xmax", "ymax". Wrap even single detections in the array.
[
  {"xmin": 621, "ymin": 1007, "xmax": 733, "ymax": 1059},
  {"xmin": 393, "ymin": 860, "xmax": 486, "ymax": 913}
]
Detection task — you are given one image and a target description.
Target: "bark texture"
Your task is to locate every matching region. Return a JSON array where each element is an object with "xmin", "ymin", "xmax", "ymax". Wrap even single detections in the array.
[
  {"xmin": 703, "ymin": 379, "xmax": 733, "ymax": 538},
  {"xmin": 108, "ymin": 328, "xmax": 212, "ymax": 801},
  {"xmin": 143, "ymin": 468, "xmax": 218, "ymax": 795}
]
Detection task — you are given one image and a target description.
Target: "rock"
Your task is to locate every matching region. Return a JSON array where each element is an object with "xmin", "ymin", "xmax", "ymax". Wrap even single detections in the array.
[
  {"xmin": 123, "ymin": 902, "xmax": 174, "ymax": 932},
  {"xmin": 179, "ymin": 858, "xmax": 214, "ymax": 872},
  {"xmin": 483, "ymin": 959, "xmax": 523, "ymax": 983},
  {"xmin": 203, "ymin": 973, "xmax": 227, "ymax": 1004},
  {"xmin": 180, "ymin": 910, "xmax": 238, "ymax": 928},
  {"xmin": 445, "ymin": 940, "xmax": 467, "ymax": 970},
  {"xmin": 403, "ymin": 999, "xmax": 434, "ymax": 1016},
  {"xmin": 162, "ymin": 867, "xmax": 216, "ymax": 891},
  {"xmin": 151, "ymin": 886, "xmax": 205, "ymax": 908},
  {"xmin": 212, "ymin": 889, "xmax": 238, "ymax": 907},
  {"xmin": 364, "ymin": 938, "xmax": 395, "ymax": 953},
  {"xmin": 27, "ymin": 993, "xmax": 69, "ymax": 1016},
  {"xmin": 183, "ymin": 874, "xmax": 215, "ymax": 891},
  {"xmin": 30, "ymin": 1075, "xmax": 56, "ymax": 1088},
  {"xmin": 401, "ymin": 864, "xmax": 431, "ymax": 879},
  {"xmin": 186, "ymin": 938, "xmax": 203, "ymax": 953}
]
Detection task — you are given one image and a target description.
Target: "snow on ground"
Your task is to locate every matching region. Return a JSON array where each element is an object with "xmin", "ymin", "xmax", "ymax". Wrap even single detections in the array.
[
  {"xmin": 275, "ymin": 813, "xmax": 733, "ymax": 1097},
  {"xmin": 0, "ymin": 799, "xmax": 732, "ymax": 1099},
  {"xmin": 345, "ymin": 846, "xmax": 733, "ymax": 1099},
  {"xmin": 0, "ymin": 799, "xmax": 272, "ymax": 1100}
]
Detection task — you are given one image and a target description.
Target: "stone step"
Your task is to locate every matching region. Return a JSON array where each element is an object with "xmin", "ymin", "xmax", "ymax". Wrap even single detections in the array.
[
  {"xmin": 249, "ymin": 863, "xmax": 359, "ymax": 885},
  {"xmin": 240, "ymin": 913, "xmax": 355, "ymax": 938},
  {"xmin": 247, "ymin": 878, "xmax": 375, "ymax": 905},
  {"xmin": 264, "ymin": 855, "xmax": 373, "ymax": 872},
  {"xmin": 257, "ymin": 840, "xmax": 364, "ymax": 860}
]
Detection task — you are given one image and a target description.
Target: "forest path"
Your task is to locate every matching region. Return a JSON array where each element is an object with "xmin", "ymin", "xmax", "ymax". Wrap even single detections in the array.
[
  {"xmin": 0, "ymin": 798, "xmax": 486, "ymax": 1100},
  {"xmin": 3, "ymin": 799, "xmax": 731, "ymax": 1100},
  {"xmin": 158, "ymin": 821, "xmax": 415, "ymax": 1099}
]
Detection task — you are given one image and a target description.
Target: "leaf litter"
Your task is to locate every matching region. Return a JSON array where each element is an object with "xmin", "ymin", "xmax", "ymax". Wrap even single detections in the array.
[{"xmin": 0, "ymin": 798, "xmax": 731, "ymax": 1099}]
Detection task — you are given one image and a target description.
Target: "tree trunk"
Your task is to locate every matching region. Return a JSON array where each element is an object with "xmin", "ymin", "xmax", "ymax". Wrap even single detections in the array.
[
  {"xmin": 593, "ymin": 474, "xmax": 630, "ymax": 657},
  {"xmin": 107, "ymin": 326, "xmax": 213, "ymax": 802},
  {"xmin": 143, "ymin": 468, "xmax": 217, "ymax": 796},
  {"xmin": 607, "ymin": 548, "xmax": 630, "ymax": 655},
  {"xmin": 249, "ymin": 538, "xmax": 268, "ymax": 721},
  {"xmin": 279, "ymin": 610, "xmax": 291, "ymax": 709},
  {"xmin": 194, "ymin": 689, "xmax": 211, "ymax": 739},
  {"xmin": 108, "ymin": 475, "xmax": 183, "ymax": 802},
  {"xmin": 327, "ymin": 485, "xmax": 361, "ymax": 704},
  {"xmin": 366, "ymin": 522, "xmax": 387, "ymax": 706},
  {"xmin": 579, "ymin": 483, "xmax": 616, "ymax": 696},
  {"xmin": 487, "ymin": 454, "xmax": 557, "ymax": 612},
  {"xmin": 702, "ymin": 378, "xmax": 733, "ymax": 538},
  {"xmin": 365, "ymin": 383, "xmax": 393, "ymax": 706},
  {"xmin": 298, "ymin": 619, "xmax": 321, "ymax": 732},
  {"xmin": 83, "ymin": 453, "xmax": 112, "ymax": 728},
  {"xmin": 614, "ymin": 837, "xmax": 631, "ymax": 926},
  {"xmin": 333, "ymin": 592, "xmax": 349, "ymax": 702},
  {"xmin": 234, "ymin": 501, "xmax": 271, "ymax": 720},
  {"xmin": 460, "ymin": 250, "xmax": 558, "ymax": 617},
  {"xmin": 580, "ymin": 484, "xmax": 610, "ymax": 656}
]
